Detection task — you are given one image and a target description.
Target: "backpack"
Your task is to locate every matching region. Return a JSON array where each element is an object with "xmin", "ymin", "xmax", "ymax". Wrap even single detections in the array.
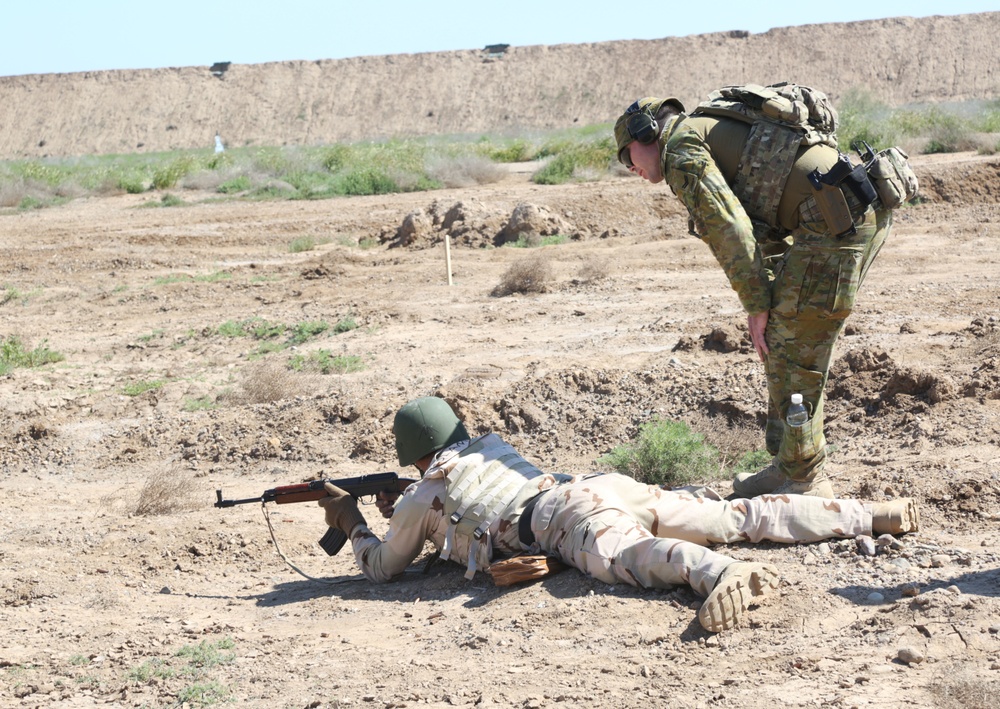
[{"xmin": 689, "ymin": 82, "xmax": 841, "ymax": 234}]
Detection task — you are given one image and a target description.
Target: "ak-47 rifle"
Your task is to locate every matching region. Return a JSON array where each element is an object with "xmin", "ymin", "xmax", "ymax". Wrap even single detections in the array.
[{"xmin": 214, "ymin": 472, "xmax": 414, "ymax": 556}]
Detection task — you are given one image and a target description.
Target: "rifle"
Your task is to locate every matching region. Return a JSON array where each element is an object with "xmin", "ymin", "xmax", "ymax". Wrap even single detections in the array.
[{"xmin": 214, "ymin": 472, "xmax": 413, "ymax": 556}]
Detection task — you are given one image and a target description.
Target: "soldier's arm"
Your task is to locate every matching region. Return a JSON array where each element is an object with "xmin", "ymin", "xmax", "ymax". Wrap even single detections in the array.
[
  {"xmin": 351, "ymin": 482, "xmax": 441, "ymax": 583},
  {"xmin": 662, "ymin": 125, "xmax": 771, "ymax": 316}
]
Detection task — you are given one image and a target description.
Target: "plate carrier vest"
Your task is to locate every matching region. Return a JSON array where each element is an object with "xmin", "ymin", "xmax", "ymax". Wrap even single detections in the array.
[{"xmin": 439, "ymin": 434, "xmax": 547, "ymax": 579}]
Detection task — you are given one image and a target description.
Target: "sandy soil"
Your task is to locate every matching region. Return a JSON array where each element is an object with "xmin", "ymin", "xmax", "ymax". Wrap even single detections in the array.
[{"xmin": 1, "ymin": 151, "xmax": 999, "ymax": 709}]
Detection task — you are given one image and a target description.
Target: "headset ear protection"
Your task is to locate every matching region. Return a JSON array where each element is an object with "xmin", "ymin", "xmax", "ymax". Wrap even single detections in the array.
[{"xmin": 625, "ymin": 100, "xmax": 660, "ymax": 145}]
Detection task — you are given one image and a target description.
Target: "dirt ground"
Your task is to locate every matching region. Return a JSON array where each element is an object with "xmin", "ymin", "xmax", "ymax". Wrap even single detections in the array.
[{"xmin": 1, "ymin": 151, "xmax": 999, "ymax": 709}]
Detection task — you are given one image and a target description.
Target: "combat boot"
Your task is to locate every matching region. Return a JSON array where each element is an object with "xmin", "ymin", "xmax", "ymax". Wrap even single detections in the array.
[
  {"xmin": 698, "ymin": 562, "xmax": 780, "ymax": 633},
  {"xmin": 772, "ymin": 477, "xmax": 835, "ymax": 498},
  {"xmin": 732, "ymin": 461, "xmax": 784, "ymax": 498},
  {"xmin": 872, "ymin": 498, "xmax": 919, "ymax": 534}
]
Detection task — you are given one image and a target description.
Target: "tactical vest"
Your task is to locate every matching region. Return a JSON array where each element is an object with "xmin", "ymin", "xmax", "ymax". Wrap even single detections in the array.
[
  {"xmin": 438, "ymin": 434, "xmax": 547, "ymax": 579},
  {"xmin": 690, "ymin": 82, "xmax": 840, "ymax": 234}
]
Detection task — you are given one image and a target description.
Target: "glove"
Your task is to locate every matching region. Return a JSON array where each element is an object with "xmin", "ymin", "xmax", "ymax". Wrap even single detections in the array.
[
  {"xmin": 317, "ymin": 483, "xmax": 367, "ymax": 537},
  {"xmin": 487, "ymin": 554, "xmax": 567, "ymax": 587}
]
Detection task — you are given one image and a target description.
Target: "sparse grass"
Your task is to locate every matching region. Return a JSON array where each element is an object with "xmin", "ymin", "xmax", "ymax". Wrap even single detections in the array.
[
  {"xmin": 288, "ymin": 350, "xmax": 365, "ymax": 374},
  {"xmin": 491, "ymin": 258, "xmax": 553, "ymax": 296},
  {"xmin": 0, "ymin": 336, "xmax": 65, "ymax": 374},
  {"xmin": 121, "ymin": 379, "xmax": 165, "ymax": 396},
  {"xmin": 4, "ymin": 97, "xmax": 999, "ymax": 213},
  {"xmin": 838, "ymin": 89, "xmax": 998, "ymax": 154},
  {"xmin": 183, "ymin": 396, "xmax": 216, "ymax": 412},
  {"xmin": 598, "ymin": 419, "xmax": 722, "ymax": 488},
  {"xmin": 151, "ymin": 271, "xmax": 230, "ymax": 286},
  {"xmin": 125, "ymin": 639, "xmax": 234, "ymax": 707},
  {"xmin": 0, "ymin": 286, "xmax": 36, "ymax": 306}
]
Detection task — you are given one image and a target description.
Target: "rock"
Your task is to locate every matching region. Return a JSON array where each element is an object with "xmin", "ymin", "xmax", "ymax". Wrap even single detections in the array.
[
  {"xmin": 867, "ymin": 592, "xmax": 885, "ymax": 603},
  {"xmin": 901, "ymin": 584, "xmax": 921, "ymax": 597},
  {"xmin": 876, "ymin": 534, "xmax": 903, "ymax": 550},
  {"xmin": 897, "ymin": 647, "xmax": 925, "ymax": 665},
  {"xmin": 945, "ymin": 585, "xmax": 962, "ymax": 595},
  {"xmin": 856, "ymin": 535, "xmax": 877, "ymax": 556},
  {"xmin": 931, "ymin": 554, "xmax": 950, "ymax": 568},
  {"xmin": 817, "ymin": 543, "xmax": 831, "ymax": 555}
]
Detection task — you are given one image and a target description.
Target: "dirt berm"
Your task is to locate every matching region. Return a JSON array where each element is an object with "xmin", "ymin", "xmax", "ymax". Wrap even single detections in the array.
[{"xmin": 1, "ymin": 11, "xmax": 998, "ymax": 159}]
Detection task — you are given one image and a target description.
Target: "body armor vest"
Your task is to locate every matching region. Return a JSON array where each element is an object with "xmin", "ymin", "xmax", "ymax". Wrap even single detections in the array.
[{"xmin": 438, "ymin": 434, "xmax": 547, "ymax": 579}]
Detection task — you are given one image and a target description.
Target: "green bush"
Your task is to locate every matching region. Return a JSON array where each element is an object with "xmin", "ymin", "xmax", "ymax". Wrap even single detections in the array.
[
  {"xmin": 335, "ymin": 167, "xmax": 399, "ymax": 195},
  {"xmin": 217, "ymin": 175, "xmax": 251, "ymax": 193},
  {"xmin": 289, "ymin": 236, "xmax": 316, "ymax": 253},
  {"xmin": 152, "ymin": 156, "xmax": 197, "ymax": 190},
  {"xmin": 0, "ymin": 336, "xmax": 64, "ymax": 374},
  {"xmin": 532, "ymin": 137, "xmax": 616, "ymax": 185},
  {"xmin": 598, "ymin": 419, "xmax": 721, "ymax": 487},
  {"xmin": 288, "ymin": 350, "xmax": 364, "ymax": 374}
]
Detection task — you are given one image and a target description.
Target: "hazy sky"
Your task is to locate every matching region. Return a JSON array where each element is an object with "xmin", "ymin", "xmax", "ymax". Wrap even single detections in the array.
[{"xmin": 1, "ymin": 1, "xmax": 995, "ymax": 77}]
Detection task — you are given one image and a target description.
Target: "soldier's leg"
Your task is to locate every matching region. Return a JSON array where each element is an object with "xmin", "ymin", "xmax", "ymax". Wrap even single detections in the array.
[
  {"xmin": 532, "ymin": 475, "xmax": 783, "ymax": 632},
  {"xmin": 533, "ymin": 475, "xmax": 732, "ymax": 595},
  {"xmin": 766, "ymin": 206, "xmax": 891, "ymax": 493},
  {"xmin": 614, "ymin": 481, "xmax": 871, "ymax": 544}
]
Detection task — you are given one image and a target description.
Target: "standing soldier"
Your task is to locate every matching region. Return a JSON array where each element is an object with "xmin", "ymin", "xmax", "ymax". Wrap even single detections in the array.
[
  {"xmin": 319, "ymin": 396, "xmax": 918, "ymax": 633},
  {"xmin": 613, "ymin": 85, "xmax": 917, "ymax": 498}
]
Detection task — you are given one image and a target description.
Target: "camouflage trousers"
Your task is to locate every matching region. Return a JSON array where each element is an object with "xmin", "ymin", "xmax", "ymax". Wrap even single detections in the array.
[
  {"xmin": 530, "ymin": 474, "xmax": 870, "ymax": 597},
  {"xmin": 764, "ymin": 205, "xmax": 893, "ymax": 481}
]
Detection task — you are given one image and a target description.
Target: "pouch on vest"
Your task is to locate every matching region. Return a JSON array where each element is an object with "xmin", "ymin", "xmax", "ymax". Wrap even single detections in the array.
[
  {"xmin": 807, "ymin": 154, "xmax": 877, "ymax": 238},
  {"xmin": 857, "ymin": 143, "xmax": 919, "ymax": 209}
]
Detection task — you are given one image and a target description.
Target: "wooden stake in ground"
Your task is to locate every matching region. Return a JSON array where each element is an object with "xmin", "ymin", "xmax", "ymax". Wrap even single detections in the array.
[{"xmin": 445, "ymin": 234, "xmax": 453, "ymax": 286}]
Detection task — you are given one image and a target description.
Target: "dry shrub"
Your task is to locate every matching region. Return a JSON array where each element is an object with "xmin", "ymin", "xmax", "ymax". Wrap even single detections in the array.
[
  {"xmin": 576, "ymin": 258, "xmax": 609, "ymax": 283},
  {"xmin": 0, "ymin": 180, "xmax": 29, "ymax": 208},
  {"xmin": 227, "ymin": 361, "xmax": 316, "ymax": 405},
  {"xmin": 427, "ymin": 155, "xmax": 506, "ymax": 188},
  {"xmin": 492, "ymin": 257, "xmax": 553, "ymax": 297},
  {"xmin": 930, "ymin": 677, "xmax": 1000, "ymax": 709},
  {"xmin": 688, "ymin": 412, "xmax": 767, "ymax": 473},
  {"xmin": 132, "ymin": 468, "xmax": 201, "ymax": 516}
]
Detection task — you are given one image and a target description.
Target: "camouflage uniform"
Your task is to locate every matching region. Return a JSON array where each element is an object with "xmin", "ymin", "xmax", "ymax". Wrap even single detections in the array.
[
  {"xmin": 659, "ymin": 114, "xmax": 892, "ymax": 484},
  {"xmin": 349, "ymin": 435, "xmax": 875, "ymax": 597}
]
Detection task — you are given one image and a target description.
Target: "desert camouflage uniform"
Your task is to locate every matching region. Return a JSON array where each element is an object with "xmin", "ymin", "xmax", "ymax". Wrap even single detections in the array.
[
  {"xmin": 349, "ymin": 436, "xmax": 874, "ymax": 597},
  {"xmin": 659, "ymin": 114, "xmax": 892, "ymax": 483}
]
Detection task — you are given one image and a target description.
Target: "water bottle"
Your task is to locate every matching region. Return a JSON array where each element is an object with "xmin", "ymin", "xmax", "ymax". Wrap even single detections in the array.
[{"xmin": 786, "ymin": 393, "xmax": 809, "ymax": 427}]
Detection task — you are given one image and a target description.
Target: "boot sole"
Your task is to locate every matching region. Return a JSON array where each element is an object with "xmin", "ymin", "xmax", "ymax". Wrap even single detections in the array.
[{"xmin": 698, "ymin": 564, "xmax": 780, "ymax": 633}]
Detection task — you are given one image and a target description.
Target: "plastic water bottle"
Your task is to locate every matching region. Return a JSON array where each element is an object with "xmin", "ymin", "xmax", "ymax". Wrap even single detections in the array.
[{"xmin": 786, "ymin": 393, "xmax": 809, "ymax": 427}]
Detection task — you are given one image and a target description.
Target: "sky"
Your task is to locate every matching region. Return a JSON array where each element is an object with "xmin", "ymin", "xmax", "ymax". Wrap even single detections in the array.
[{"xmin": 1, "ymin": 0, "xmax": 996, "ymax": 78}]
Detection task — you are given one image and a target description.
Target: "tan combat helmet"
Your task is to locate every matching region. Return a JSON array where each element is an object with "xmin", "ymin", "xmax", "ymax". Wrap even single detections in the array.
[{"xmin": 614, "ymin": 96, "xmax": 685, "ymax": 165}]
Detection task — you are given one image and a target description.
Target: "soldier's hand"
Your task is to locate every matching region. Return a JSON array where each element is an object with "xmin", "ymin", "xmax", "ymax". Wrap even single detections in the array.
[
  {"xmin": 318, "ymin": 483, "xmax": 366, "ymax": 535},
  {"xmin": 375, "ymin": 490, "xmax": 400, "ymax": 519},
  {"xmin": 747, "ymin": 311, "xmax": 770, "ymax": 362}
]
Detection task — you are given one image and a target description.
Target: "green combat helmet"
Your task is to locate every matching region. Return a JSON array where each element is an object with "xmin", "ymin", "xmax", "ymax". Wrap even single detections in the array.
[
  {"xmin": 393, "ymin": 397, "xmax": 471, "ymax": 466},
  {"xmin": 613, "ymin": 96, "xmax": 685, "ymax": 165}
]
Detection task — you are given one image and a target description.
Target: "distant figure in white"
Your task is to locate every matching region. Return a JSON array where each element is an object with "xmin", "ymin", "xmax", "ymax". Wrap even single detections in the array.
[{"xmin": 215, "ymin": 134, "xmax": 225, "ymax": 153}]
